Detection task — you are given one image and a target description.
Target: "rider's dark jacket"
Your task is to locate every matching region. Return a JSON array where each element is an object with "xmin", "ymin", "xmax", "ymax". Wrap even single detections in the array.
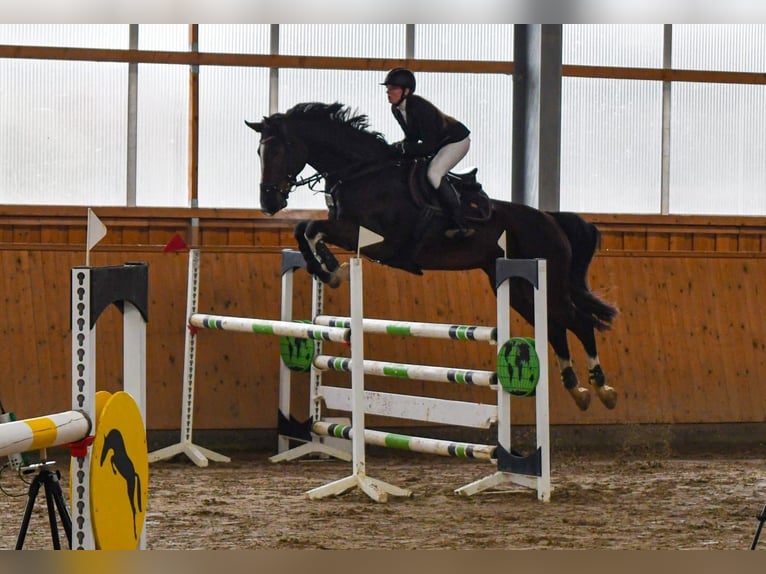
[{"xmin": 391, "ymin": 94, "xmax": 470, "ymax": 157}]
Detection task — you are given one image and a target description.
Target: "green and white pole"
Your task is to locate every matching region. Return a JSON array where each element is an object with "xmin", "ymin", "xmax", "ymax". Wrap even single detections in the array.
[
  {"xmin": 314, "ymin": 315, "xmax": 497, "ymax": 344},
  {"xmin": 313, "ymin": 421, "xmax": 496, "ymax": 461},
  {"xmin": 313, "ymin": 355, "xmax": 497, "ymax": 386},
  {"xmin": 189, "ymin": 313, "xmax": 350, "ymax": 343}
]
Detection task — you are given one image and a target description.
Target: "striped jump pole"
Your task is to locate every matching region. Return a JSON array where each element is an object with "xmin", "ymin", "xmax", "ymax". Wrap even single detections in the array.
[
  {"xmin": 189, "ymin": 313, "xmax": 351, "ymax": 343},
  {"xmin": 314, "ymin": 355, "xmax": 497, "ymax": 386},
  {"xmin": 314, "ymin": 315, "xmax": 497, "ymax": 343},
  {"xmin": 0, "ymin": 411, "xmax": 91, "ymax": 459},
  {"xmin": 312, "ymin": 421, "xmax": 496, "ymax": 461}
]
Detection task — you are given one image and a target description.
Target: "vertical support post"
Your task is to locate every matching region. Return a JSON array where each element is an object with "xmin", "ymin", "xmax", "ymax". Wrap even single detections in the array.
[
  {"xmin": 126, "ymin": 24, "xmax": 138, "ymax": 207},
  {"xmin": 309, "ymin": 276, "xmax": 325, "ymax": 434},
  {"xmin": 123, "ymin": 299, "xmax": 146, "ymax": 418},
  {"xmin": 148, "ymin": 249, "xmax": 230, "ymax": 467},
  {"xmin": 71, "ymin": 267, "xmax": 95, "ymax": 550},
  {"xmin": 188, "ymin": 24, "xmax": 199, "ymax": 209},
  {"xmin": 181, "ymin": 248, "xmax": 200, "ymax": 449},
  {"xmin": 269, "ymin": 250, "xmax": 350, "ymax": 463},
  {"xmin": 276, "ymin": 263, "xmax": 294, "ymax": 455},
  {"xmin": 512, "ymin": 24, "xmax": 563, "ymax": 211},
  {"xmin": 533, "ymin": 260, "xmax": 551, "ymax": 501},
  {"xmin": 456, "ymin": 257, "xmax": 551, "ymax": 501},
  {"xmin": 495, "ymin": 250, "xmax": 512, "ymax": 460},
  {"xmin": 306, "ymin": 256, "xmax": 410, "ymax": 502},
  {"xmin": 348, "ymin": 258, "xmax": 366, "ymax": 479}
]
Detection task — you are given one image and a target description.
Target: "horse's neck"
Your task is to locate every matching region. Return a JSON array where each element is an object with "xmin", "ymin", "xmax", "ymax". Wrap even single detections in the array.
[{"xmin": 298, "ymin": 124, "xmax": 386, "ymax": 175}]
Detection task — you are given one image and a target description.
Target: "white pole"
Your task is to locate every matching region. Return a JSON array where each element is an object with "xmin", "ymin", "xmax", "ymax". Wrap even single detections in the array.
[
  {"xmin": 534, "ymin": 259, "xmax": 551, "ymax": 501},
  {"xmin": 277, "ymin": 263, "xmax": 294, "ymax": 454},
  {"xmin": 349, "ymin": 257, "xmax": 366, "ymax": 478}
]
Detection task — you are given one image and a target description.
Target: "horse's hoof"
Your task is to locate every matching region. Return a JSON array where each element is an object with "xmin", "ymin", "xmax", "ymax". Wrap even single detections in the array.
[
  {"xmin": 326, "ymin": 263, "xmax": 349, "ymax": 289},
  {"xmin": 567, "ymin": 386, "xmax": 591, "ymax": 411},
  {"xmin": 595, "ymin": 384, "xmax": 618, "ymax": 409},
  {"xmin": 336, "ymin": 262, "xmax": 350, "ymax": 282}
]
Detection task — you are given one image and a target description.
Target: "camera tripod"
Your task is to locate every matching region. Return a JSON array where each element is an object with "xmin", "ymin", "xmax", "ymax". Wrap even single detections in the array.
[{"xmin": 15, "ymin": 460, "xmax": 72, "ymax": 550}]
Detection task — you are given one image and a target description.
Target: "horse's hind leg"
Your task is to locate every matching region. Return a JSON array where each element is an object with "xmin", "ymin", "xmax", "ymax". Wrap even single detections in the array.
[
  {"xmin": 549, "ymin": 325, "xmax": 591, "ymax": 411},
  {"xmin": 569, "ymin": 315, "xmax": 617, "ymax": 409},
  {"xmin": 501, "ymin": 277, "xmax": 591, "ymax": 411}
]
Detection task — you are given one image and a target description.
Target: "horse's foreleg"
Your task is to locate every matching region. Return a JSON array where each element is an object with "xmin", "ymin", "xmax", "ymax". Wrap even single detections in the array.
[
  {"xmin": 294, "ymin": 221, "xmax": 334, "ymax": 285},
  {"xmin": 296, "ymin": 221, "xmax": 354, "ymax": 288}
]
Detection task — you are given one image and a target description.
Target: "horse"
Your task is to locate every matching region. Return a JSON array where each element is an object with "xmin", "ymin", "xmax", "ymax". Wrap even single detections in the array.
[{"xmin": 245, "ymin": 102, "xmax": 618, "ymax": 411}]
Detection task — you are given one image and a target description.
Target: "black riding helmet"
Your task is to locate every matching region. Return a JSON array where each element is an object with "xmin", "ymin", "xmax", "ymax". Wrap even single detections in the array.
[{"xmin": 381, "ymin": 68, "xmax": 416, "ymax": 92}]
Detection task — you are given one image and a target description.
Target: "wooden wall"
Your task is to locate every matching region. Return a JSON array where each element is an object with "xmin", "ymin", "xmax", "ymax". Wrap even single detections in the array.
[{"xmin": 1, "ymin": 206, "xmax": 765, "ymax": 432}]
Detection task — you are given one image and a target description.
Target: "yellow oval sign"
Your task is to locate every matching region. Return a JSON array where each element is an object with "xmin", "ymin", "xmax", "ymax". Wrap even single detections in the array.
[{"xmin": 90, "ymin": 391, "xmax": 148, "ymax": 550}]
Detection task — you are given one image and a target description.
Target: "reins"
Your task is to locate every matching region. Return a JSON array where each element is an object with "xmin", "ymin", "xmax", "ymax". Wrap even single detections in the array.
[{"xmin": 294, "ymin": 159, "xmax": 402, "ymax": 197}]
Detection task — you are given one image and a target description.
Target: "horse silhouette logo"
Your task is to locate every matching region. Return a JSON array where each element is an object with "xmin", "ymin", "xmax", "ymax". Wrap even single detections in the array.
[{"xmin": 100, "ymin": 428, "xmax": 143, "ymax": 539}]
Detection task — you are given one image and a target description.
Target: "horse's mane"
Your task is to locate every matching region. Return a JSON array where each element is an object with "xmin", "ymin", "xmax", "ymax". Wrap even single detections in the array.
[{"xmin": 282, "ymin": 102, "xmax": 391, "ymax": 158}]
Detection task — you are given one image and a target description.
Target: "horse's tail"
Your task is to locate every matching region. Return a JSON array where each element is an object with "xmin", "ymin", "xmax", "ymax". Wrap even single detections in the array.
[{"xmin": 548, "ymin": 211, "xmax": 618, "ymax": 331}]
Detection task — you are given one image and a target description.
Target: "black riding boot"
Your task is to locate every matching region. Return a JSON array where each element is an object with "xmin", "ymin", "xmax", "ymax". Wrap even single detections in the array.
[{"xmin": 435, "ymin": 178, "xmax": 474, "ymax": 239}]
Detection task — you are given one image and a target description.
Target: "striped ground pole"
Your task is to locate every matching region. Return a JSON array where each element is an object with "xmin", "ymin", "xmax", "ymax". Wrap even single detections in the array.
[
  {"xmin": 314, "ymin": 315, "xmax": 497, "ymax": 343},
  {"xmin": 312, "ymin": 421, "xmax": 496, "ymax": 461},
  {"xmin": 313, "ymin": 355, "xmax": 497, "ymax": 386},
  {"xmin": 189, "ymin": 314, "xmax": 350, "ymax": 343},
  {"xmin": 0, "ymin": 410, "xmax": 91, "ymax": 458}
]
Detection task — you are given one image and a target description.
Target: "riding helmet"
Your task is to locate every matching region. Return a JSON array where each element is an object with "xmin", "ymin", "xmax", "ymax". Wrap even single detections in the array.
[{"xmin": 381, "ymin": 68, "xmax": 416, "ymax": 92}]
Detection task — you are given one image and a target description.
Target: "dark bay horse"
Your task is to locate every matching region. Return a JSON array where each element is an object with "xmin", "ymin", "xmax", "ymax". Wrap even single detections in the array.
[{"xmin": 246, "ymin": 102, "xmax": 618, "ymax": 411}]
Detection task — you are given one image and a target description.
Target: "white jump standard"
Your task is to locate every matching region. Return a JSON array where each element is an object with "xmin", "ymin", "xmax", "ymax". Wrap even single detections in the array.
[{"xmin": 272, "ymin": 245, "xmax": 551, "ymax": 502}]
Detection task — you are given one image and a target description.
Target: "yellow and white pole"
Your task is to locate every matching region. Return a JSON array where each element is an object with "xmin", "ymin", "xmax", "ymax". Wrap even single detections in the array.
[{"xmin": 0, "ymin": 410, "xmax": 90, "ymax": 459}]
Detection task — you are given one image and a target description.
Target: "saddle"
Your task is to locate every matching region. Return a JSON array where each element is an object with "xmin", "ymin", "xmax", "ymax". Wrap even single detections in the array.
[{"xmin": 407, "ymin": 159, "xmax": 493, "ymax": 223}]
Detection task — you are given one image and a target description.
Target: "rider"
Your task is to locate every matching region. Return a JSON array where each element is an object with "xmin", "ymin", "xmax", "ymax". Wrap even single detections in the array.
[{"xmin": 381, "ymin": 67, "xmax": 475, "ymax": 239}]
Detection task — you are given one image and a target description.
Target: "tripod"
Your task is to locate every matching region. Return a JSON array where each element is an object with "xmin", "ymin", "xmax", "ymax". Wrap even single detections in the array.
[
  {"xmin": 752, "ymin": 503, "xmax": 766, "ymax": 550},
  {"xmin": 15, "ymin": 461, "xmax": 72, "ymax": 550}
]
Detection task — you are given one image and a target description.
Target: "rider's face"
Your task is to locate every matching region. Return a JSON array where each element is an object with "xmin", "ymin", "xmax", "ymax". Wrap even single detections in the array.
[{"xmin": 386, "ymin": 85, "xmax": 404, "ymax": 104}]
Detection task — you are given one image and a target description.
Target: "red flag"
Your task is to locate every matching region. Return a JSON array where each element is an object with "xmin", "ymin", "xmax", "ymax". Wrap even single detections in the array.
[{"xmin": 163, "ymin": 233, "xmax": 189, "ymax": 253}]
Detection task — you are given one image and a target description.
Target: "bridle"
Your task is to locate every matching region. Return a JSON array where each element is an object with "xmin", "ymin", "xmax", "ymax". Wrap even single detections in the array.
[{"xmin": 259, "ymin": 133, "xmax": 312, "ymax": 203}]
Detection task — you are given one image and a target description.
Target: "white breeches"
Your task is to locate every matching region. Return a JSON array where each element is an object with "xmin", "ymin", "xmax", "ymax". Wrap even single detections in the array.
[{"xmin": 427, "ymin": 137, "xmax": 470, "ymax": 188}]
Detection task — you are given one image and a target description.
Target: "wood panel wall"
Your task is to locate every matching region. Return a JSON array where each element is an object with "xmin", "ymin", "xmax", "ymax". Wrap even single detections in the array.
[{"xmin": 1, "ymin": 207, "xmax": 765, "ymax": 432}]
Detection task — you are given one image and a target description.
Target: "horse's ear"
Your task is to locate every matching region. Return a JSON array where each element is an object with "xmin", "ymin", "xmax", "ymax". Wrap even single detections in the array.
[{"xmin": 244, "ymin": 120, "xmax": 262, "ymax": 132}]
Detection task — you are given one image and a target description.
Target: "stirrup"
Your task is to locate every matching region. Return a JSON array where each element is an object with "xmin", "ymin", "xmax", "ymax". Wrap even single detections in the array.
[{"xmin": 444, "ymin": 227, "xmax": 475, "ymax": 239}]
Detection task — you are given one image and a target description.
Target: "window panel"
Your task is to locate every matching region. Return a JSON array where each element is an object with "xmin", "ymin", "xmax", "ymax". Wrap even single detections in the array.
[
  {"xmin": 138, "ymin": 24, "xmax": 187, "ymax": 51},
  {"xmin": 199, "ymin": 25, "xmax": 270, "ymax": 53},
  {"xmin": 415, "ymin": 25, "xmax": 513, "ymax": 61},
  {"xmin": 563, "ymin": 24, "xmax": 664, "ymax": 67},
  {"xmin": 198, "ymin": 67, "xmax": 270, "ymax": 208},
  {"xmin": 0, "ymin": 60, "xmax": 127, "ymax": 205},
  {"xmin": 281, "ymin": 25, "xmax": 405, "ymax": 58},
  {"xmin": 673, "ymin": 25, "xmax": 766, "ymax": 72},
  {"xmin": 136, "ymin": 64, "xmax": 188, "ymax": 207},
  {"xmin": 0, "ymin": 24, "xmax": 127, "ymax": 48},
  {"xmin": 561, "ymin": 78, "xmax": 663, "ymax": 213},
  {"xmin": 135, "ymin": 26, "xmax": 188, "ymax": 206},
  {"xmin": 670, "ymin": 83, "xmax": 766, "ymax": 215}
]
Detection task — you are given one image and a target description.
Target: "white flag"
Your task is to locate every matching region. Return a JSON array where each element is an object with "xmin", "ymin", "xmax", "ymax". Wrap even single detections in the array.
[
  {"xmin": 497, "ymin": 231, "xmax": 508, "ymax": 256},
  {"xmin": 86, "ymin": 208, "xmax": 107, "ymax": 252},
  {"xmin": 357, "ymin": 226, "xmax": 384, "ymax": 251}
]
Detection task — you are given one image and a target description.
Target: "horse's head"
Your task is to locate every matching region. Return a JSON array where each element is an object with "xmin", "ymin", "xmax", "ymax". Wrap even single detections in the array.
[{"xmin": 245, "ymin": 117, "xmax": 308, "ymax": 216}]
